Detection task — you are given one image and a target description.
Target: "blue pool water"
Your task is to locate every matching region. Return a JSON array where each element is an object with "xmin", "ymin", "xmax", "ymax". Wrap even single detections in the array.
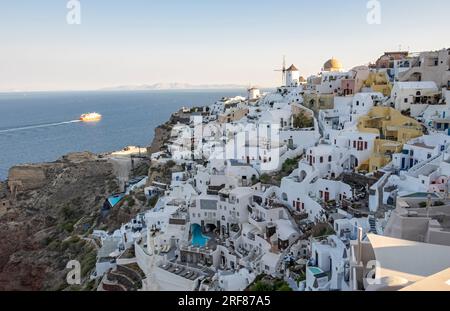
[
  {"xmin": 107, "ymin": 194, "xmax": 124, "ymax": 208},
  {"xmin": 191, "ymin": 224, "xmax": 209, "ymax": 247},
  {"xmin": 309, "ymin": 267, "xmax": 324, "ymax": 275}
]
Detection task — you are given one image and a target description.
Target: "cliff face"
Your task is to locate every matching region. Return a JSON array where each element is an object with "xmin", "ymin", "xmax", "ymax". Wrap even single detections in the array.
[
  {"xmin": 147, "ymin": 111, "xmax": 189, "ymax": 155},
  {"xmin": 147, "ymin": 122, "xmax": 173, "ymax": 155},
  {"xmin": 0, "ymin": 112, "xmax": 176, "ymax": 291},
  {"xmin": 0, "ymin": 152, "xmax": 120, "ymax": 291}
]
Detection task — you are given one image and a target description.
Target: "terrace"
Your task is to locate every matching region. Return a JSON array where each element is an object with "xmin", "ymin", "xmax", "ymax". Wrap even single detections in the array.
[{"xmin": 251, "ymin": 195, "xmax": 287, "ymax": 211}]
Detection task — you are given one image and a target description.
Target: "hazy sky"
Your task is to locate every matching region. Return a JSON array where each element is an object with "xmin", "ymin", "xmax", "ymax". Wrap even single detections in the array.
[{"xmin": 1, "ymin": 0, "xmax": 449, "ymax": 91}]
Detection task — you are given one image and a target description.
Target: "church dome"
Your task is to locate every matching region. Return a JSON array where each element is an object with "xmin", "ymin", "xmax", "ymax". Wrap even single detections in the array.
[{"xmin": 323, "ymin": 58, "xmax": 343, "ymax": 71}]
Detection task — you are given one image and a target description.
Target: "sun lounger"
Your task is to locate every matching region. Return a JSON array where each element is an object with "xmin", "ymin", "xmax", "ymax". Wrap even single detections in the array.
[
  {"xmin": 189, "ymin": 273, "xmax": 198, "ymax": 280},
  {"xmin": 175, "ymin": 268, "xmax": 184, "ymax": 275}
]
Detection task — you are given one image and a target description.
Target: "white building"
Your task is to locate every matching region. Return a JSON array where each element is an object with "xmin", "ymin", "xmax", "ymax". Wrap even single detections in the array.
[
  {"xmin": 306, "ymin": 235, "xmax": 350, "ymax": 291},
  {"xmin": 391, "ymin": 81, "xmax": 440, "ymax": 116},
  {"xmin": 317, "ymin": 71, "xmax": 353, "ymax": 95},
  {"xmin": 392, "ymin": 134, "xmax": 449, "ymax": 171},
  {"xmin": 248, "ymin": 87, "xmax": 261, "ymax": 100},
  {"xmin": 286, "ymin": 64, "xmax": 300, "ymax": 88}
]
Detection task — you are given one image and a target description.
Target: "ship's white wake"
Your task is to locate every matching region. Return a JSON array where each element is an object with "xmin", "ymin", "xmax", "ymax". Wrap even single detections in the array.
[{"xmin": 0, "ymin": 120, "xmax": 81, "ymax": 134}]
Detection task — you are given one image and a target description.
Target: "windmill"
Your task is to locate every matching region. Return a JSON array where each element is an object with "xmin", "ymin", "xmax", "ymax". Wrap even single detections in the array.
[{"xmin": 274, "ymin": 56, "xmax": 287, "ymax": 86}]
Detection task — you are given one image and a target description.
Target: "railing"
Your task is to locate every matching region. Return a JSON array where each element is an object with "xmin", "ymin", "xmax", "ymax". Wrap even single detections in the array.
[{"xmin": 408, "ymin": 153, "xmax": 442, "ymax": 174}]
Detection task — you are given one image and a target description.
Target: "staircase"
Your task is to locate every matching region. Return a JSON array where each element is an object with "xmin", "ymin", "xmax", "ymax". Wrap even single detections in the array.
[{"xmin": 368, "ymin": 216, "xmax": 377, "ymax": 234}]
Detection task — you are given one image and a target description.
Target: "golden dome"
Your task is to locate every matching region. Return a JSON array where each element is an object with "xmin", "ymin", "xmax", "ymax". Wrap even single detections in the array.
[{"xmin": 323, "ymin": 58, "xmax": 343, "ymax": 71}]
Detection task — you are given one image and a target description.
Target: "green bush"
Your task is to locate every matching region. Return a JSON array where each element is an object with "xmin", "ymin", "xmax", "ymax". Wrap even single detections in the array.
[
  {"xmin": 277, "ymin": 284, "xmax": 293, "ymax": 291},
  {"xmin": 148, "ymin": 195, "xmax": 160, "ymax": 208},
  {"xmin": 249, "ymin": 277, "xmax": 292, "ymax": 292},
  {"xmin": 61, "ymin": 221, "xmax": 75, "ymax": 233},
  {"xmin": 260, "ymin": 174, "xmax": 271, "ymax": 184},
  {"xmin": 128, "ymin": 197, "xmax": 136, "ymax": 208},
  {"xmin": 250, "ymin": 281, "xmax": 273, "ymax": 292},
  {"xmin": 80, "ymin": 250, "xmax": 97, "ymax": 278},
  {"xmin": 282, "ymin": 158, "xmax": 298, "ymax": 174}
]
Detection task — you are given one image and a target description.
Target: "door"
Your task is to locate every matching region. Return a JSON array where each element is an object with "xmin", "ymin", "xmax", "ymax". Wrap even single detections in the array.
[{"xmin": 324, "ymin": 192, "xmax": 330, "ymax": 202}]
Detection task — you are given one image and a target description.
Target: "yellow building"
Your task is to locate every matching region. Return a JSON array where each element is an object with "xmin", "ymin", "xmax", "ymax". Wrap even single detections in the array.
[
  {"xmin": 364, "ymin": 72, "xmax": 392, "ymax": 97},
  {"xmin": 218, "ymin": 107, "xmax": 249, "ymax": 124},
  {"xmin": 303, "ymin": 93, "xmax": 335, "ymax": 113},
  {"xmin": 358, "ymin": 107, "xmax": 423, "ymax": 172}
]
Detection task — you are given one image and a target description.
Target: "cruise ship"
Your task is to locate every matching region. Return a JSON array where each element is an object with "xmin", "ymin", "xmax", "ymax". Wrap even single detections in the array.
[{"xmin": 80, "ymin": 112, "xmax": 102, "ymax": 122}]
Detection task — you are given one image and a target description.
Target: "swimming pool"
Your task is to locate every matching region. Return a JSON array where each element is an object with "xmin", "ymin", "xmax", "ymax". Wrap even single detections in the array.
[
  {"xmin": 191, "ymin": 224, "xmax": 209, "ymax": 247},
  {"xmin": 309, "ymin": 267, "xmax": 324, "ymax": 276}
]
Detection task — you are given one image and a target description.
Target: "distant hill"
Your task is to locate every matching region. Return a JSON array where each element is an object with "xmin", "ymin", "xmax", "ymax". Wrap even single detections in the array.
[{"xmin": 100, "ymin": 83, "xmax": 248, "ymax": 91}]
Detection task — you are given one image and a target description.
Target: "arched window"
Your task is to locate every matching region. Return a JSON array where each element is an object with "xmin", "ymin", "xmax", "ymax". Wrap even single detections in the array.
[{"xmin": 328, "ymin": 156, "xmax": 332, "ymax": 162}]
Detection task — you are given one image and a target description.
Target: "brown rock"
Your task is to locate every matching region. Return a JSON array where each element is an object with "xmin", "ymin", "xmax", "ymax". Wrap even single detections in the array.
[{"xmin": 8, "ymin": 165, "xmax": 48, "ymax": 193}]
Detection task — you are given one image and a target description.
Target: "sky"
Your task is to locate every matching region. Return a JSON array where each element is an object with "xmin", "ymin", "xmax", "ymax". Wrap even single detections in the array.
[{"xmin": 0, "ymin": 0, "xmax": 449, "ymax": 91}]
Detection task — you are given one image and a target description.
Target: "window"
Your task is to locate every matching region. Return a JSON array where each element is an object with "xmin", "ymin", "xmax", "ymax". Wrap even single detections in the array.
[
  {"xmin": 320, "ymin": 157, "xmax": 324, "ymax": 163},
  {"xmin": 404, "ymin": 98, "xmax": 408, "ymax": 103},
  {"xmin": 328, "ymin": 156, "xmax": 332, "ymax": 162}
]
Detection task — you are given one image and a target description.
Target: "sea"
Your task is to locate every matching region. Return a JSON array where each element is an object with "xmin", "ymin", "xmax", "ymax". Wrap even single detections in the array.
[{"xmin": 0, "ymin": 90, "xmax": 247, "ymax": 180}]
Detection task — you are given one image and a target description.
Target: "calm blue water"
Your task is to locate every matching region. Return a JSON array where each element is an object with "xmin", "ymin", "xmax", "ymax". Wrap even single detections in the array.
[{"xmin": 0, "ymin": 90, "xmax": 246, "ymax": 180}]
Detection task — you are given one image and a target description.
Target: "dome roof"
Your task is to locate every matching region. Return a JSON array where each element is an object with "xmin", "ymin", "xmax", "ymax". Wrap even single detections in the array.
[{"xmin": 323, "ymin": 58, "xmax": 343, "ymax": 71}]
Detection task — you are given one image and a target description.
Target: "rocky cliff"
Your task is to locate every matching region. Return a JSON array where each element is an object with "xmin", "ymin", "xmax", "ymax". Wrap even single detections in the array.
[
  {"xmin": 0, "ymin": 110, "xmax": 179, "ymax": 291},
  {"xmin": 146, "ymin": 109, "xmax": 191, "ymax": 155},
  {"xmin": 0, "ymin": 152, "xmax": 120, "ymax": 291}
]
